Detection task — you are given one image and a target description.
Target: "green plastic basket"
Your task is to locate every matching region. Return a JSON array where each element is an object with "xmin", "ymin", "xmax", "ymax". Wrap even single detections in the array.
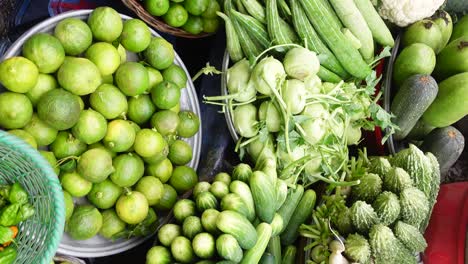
[{"xmin": 0, "ymin": 130, "xmax": 65, "ymax": 264}]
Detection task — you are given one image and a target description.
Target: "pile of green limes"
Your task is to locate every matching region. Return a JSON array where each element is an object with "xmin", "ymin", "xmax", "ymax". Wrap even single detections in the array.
[
  {"xmin": 0, "ymin": 6, "xmax": 201, "ymax": 241},
  {"xmin": 144, "ymin": 0, "xmax": 221, "ymax": 34}
]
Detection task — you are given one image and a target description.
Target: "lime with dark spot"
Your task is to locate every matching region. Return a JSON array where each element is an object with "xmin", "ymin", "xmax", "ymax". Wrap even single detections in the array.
[
  {"xmin": 78, "ymin": 148, "xmax": 114, "ymax": 183},
  {"xmin": 0, "ymin": 92, "xmax": 33, "ymax": 129},
  {"xmin": 115, "ymin": 62, "xmax": 149, "ymax": 96},
  {"xmin": 87, "ymin": 179, "xmax": 123, "ymax": 209},
  {"xmin": 127, "ymin": 95, "xmax": 156, "ymax": 125},
  {"xmin": 0, "ymin": 56, "xmax": 38, "ymax": 93},
  {"xmin": 87, "ymin": 7, "xmax": 123, "ymax": 42},
  {"xmin": 85, "ymin": 42, "xmax": 120, "ymax": 76},
  {"xmin": 8, "ymin": 129, "xmax": 37, "ymax": 149},
  {"xmin": 151, "ymin": 110, "xmax": 180, "ymax": 136},
  {"xmin": 151, "ymin": 81, "xmax": 180, "ymax": 110},
  {"xmin": 50, "ymin": 131, "xmax": 87, "ymax": 159},
  {"xmin": 144, "ymin": 37, "xmax": 175, "ymax": 70},
  {"xmin": 60, "ymin": 171, "xmax": 92, "ymax": 197},
  {"xmin": 25, "ymin": 74, "xmax": 57, "ymax": 106},
  {"xmin": 71, "ymin": 109, "xmax": 107, "ymax": 144},
  {"xmin": 90, "ymin": 84, "xmax": 128, "ymax": 119},
  {"xmin": 184, "ymin": 0, "xmax": 208, "ymax": 16},
  {"xmin": 182, "ymin": 16, "xmax": 203, "ymax": 35},
  {"xmin": 103, "ymin": 119, "xmax": 136, "ymax": 152},
  {"xmin": 23, "ymin": 113, "xmax": 58, "ymax": 146},
  {"xmin": 37, "ymin": 89, "xmax": 81, "ymax": 130},
  {"xmin": 162, "ymin": 64, "xmax": 187, "ymax": 89},
  {"xmin": 22, "ymin": 33, "xmax": 65, "ymax": 73},
  {"xmin": 169, "ymin": 165, "xmax": 197, "ymax": 193},
  {"xmin": 110, "ymin": 153, "xmax": 145, "ymax": 187},
  {"xmin": 54, "ymin": 18, "xmax": 93, "ymax": 55},
  {"xmin": 177, "ymin": 111, "xmax": 200, "ymax": 138},
  {"xmin": 120, "ymin": 19, "xmax": 151, "ymax": 53}
]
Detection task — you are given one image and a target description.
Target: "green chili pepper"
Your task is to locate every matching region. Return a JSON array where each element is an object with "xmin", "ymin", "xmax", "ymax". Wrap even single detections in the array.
[
  {"xmin": 8, "ymin": 183, "xmax": 28, "ymax": 205},
  {"xmin": 15, "ymin": 203, "xmax": 35, "ymax": 223},
  {"xmin": 0, "ymin": 204, "xmax": 20, "ymax": 227},
  {"xmin": 0, "ymin": 226, "xmax": 13, "ymax": 245},
  {"xmin": 0, "ymin": 246, "xmax": 17, "ymax": 264},
  {"xmin": 0, "ymin": 186, "xmax": 10, "ymax": 201}
]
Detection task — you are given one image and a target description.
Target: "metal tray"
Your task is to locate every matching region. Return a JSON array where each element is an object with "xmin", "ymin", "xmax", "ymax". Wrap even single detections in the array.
[
  {"xmin": 0, "ymin": 9, "xmax": 202, "ymax": 258},
  {"xmin": 221, "ymin": 50, "xmax": 240, "ymax": 142}
]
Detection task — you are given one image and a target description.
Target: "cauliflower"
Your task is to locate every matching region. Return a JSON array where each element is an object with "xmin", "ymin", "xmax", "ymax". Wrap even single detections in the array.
[{"xmin": 375, "ymin": 0, "xmax": 445, "ymax": 27}]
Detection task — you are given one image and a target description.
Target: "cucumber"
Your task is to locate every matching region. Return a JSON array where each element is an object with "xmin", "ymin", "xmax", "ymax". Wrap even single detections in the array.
[
  {"xmin": 280, "ymin": 189, "xmax": 316, "ymax": 245},
  {"xmin": 317, "ymin": 67, "xmax": 343, "ymax": 83},
  {"xmin": 277, "ymin": 185, "xmax": 304, "ymax": 233},
  {"xmin": 241, "ymin": 223, "xmax": 273, "ymax": 264},
  {"xmin": 391, "ymin": 74, "xmax": 439, "ymax": 140},
  {"xmin": 421, "ymin": 126, "xmax": 465, "ymax": 174},
  {"xmin": 402, "ymin": 20, "xmax": 443, "ymax": 53},
  {"xmin": 216, "ymin": 234, "xmax": 243, "ymax": 263},
  {"xmin": 250, "ymin": 171, "xmax": 276, "ymax": 223},
  {"xmin": 422, "ymin": 72, "xmax": 468, "ymax": 127},
  {"xmin": 275, "ymin": 179, "xmax": 288, "ymax": 211},
  {"xmin": 393, "ymin": 43, "xmax": 436, "ymax": 87},
  {"xmin": 281, "ymin": 245, "xmax": 297, "ymax": 264},
  {"xmin": 431, "ymin": 10, "xmax": 453, "ymax": 49},
  {"xmin": 270, "ymin": 213, "xmax": 284, "ymax": 236},
  {"xmin": 450, "ymin": 15, "xmax": 468, "ymax": 42},
  {"xmin": 229, "ymin": 180, "xmax": 256, "ymax": 222},
  {"xmin": 221, "ymin": 193, "xmax": 250, "ymax": 219},
  {"xmin": 259, "ymin": 253, "xmax": 276, "ymax": 264},
  {"xmin": 216, "ymin": 210, "xmax": 258, "ymax": 249},
  {"xmin": 266, "ymin": 236, "xmax": 281, "ymax": 264},
  {"xmin": 407, "ymin": 118, "xmax": 435, "ymax": 140},
  {"xmin": 434, "ymin": 36, "xmax": 468, "ymax": 80}
]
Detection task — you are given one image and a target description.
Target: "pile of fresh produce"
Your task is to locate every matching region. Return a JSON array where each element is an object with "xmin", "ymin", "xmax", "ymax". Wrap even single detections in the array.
[
  {"xmin": 143, "ymin": 0, "xmax": 221, "ymax": 34},
  {"xmin": 299, "ymin": 144, "xmax": 440, "ymax": 263},
  {"xmin": 146, "ymin": 163, "xmax": 315, "ymax": 263},
  {"xmin": 0, "ymin": 7, "xmax": 201, "ymax": 242},
  {"xmin": 0, "ymin": 183, "xmax": 35, "ymax": 264},
  {"xmin": 390, "ymin": 11, "xmax": 467, "ymax": 174}
]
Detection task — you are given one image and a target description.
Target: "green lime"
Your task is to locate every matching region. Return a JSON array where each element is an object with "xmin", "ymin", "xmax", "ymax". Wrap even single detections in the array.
[
  {"xmin": 40, "ymin": 150, "xmax": 60, "ymax": 175},
  {"xmin": 151, "ymin": 81, "xmax": 180, "ymax": 110},
  {"xmin": 120, "ymin": 19, "xmax": 151, "ymax": 53},
  {"xmin": 134, "ymin": 129, "xmax": 165, "ymax": 158},
  {"xmin": 37, "ymin": 89, "xmax": 81, "ymax": 130},
  {"xmin": 110, "ymin": 153, "xmax": 145, "ymax": 187},
  {"xmin": 182, "ymin": 16, "xmax": 203, "ymax": 35},
  {"xmin": 142, "ymin": 143, "xmax": 169, "ymax": 164},
  {"xmin": 117, "ymin": 44, "xmax": 127, "ymax": 64},
  {"xmin": 163, "ymin": 4, "xmax": 189, "ymax": 27},
  {"xmin": 71, "ymin": 109, "xmax": 107, "ymax": 144},
  {"xmin": 22, "ymin": 33, "xmax": 65, "ymax": 73},
  {"xmin": 162, "ymin": 64, "xmax": 187, "ymax": 89},
  {"xmin": 50, "ymin": 131, "xmax": 87, "ymax": 159},
  {"xmin": 145, "ymin": 0, "xmax": 170, "ymax": 16},
  {"xmin": 77, "ymin": 148, "xmax": 114, "ymax": 183},
  {"xmin": 63, "ymin": 190, "xmax": 74, "ymax": 221},
  {"xmin": 184, "ymin": 0, "xmax": 208, "ymax": 16},
  {"xmin": 128, "ymin": 120, "xmax": 142, "ymax": 133},
  {"xmin": 147, "ymin": 67, "xmax": 164, "ymax": 91},
  {"xmin": 103, "ymin": 120, "xmax": 136, "ymax": 152},
  {"xmin": 168, "ymin": 140, "xmax": 192, "ymax": 165},
  {"xmin": 155, "ymin": 184, "xmax": 177, "ymax": 210},
  {"xmin": 116, "ymin": 190, "xmax": 149, "ymax": 224},
  {"xmin": 0, "ymin": 56, "xmax": 38, "ymax": 93},
  {"xmin": 144, "ymin": 37, "xmax": 175, "ymax": 70},
  {"xmin": 169, "ymin": 165, "xmax": 197, "ymax": 193},
  {"xmin": 127, "ymin": 95, "xmax": 156, "ymax": 125},
  {"xmin": 115, "ymin": 62, "xmax": 149, "ymax": 96},
  {"xmin": 151, "ymin": 110, "xmax": 180, "ymax": 136},
  {"xmin": 8, "ymin": 129, "xmax": 37, "ymax": 149},
  {"xmin": 170, "ymin": 102, "xmax": 180, "ymax": 113},
  {"xmin": 90, "ymin": 84, "xmax": 128, "ymax": 119},
  {"xmin": 0, "ymin": 92, "xmax": 33, "ymax": 129},
  {"xmin": 87, "ymin": 7, "xmax": 123, "ymax": 42},
  {"xmin": 77, "ymin": 96, "xmax": 85, "ymax": 111},
  {"xmin": 88, "ymin": 142, "xmax": 116, "ymax": 158},
  {"xmin": 54, "ymin": 18, "xmax": 93, "ymax": 56},
  {"xmin": 135, "ymin": 176, "xmax": 164, "ymax": 205},
  {"xmin": 146, "ymin": 158, "xmax": 173, "ymax": 183},
  {"xmin": 87, "ymin": 179, "xmax": 123, "ymax": 209},
  {"xmin": 57, "ymin": 57, "xmax": 102, "ymax": 96},
  {"xmin": 60, "ymin": 171, "xmax": 93, "ymax": 197},
  {"xmin": 66, "ymin": 204, "xmax": 103, "ymax": 240},
  {"xmin": 25, "ymin": 74, "xmax": 57, "ymax": 106},
  {"xmin": 23, "ymin": 113, "xmax": 58, "ymax": 146},
  {"xmin": 146, "ymin": 246, "xmax": 172, "ymax": 264},
  {"xmin": 202, "ymin": 17, "xmax": 219, "ymax": 33},
  {"xmin": 99, "ymin": 209, "xmax": 126, "ymax": 239},
  {"xmin": 201, "ymin": 0, "xmax": 220, "ymax": 18},
  {"xmin": 177, "ymin": 111, "xmax": 200, "ymax": 138},
  {"xmin": 85, "ymin": 42, "xmax": 121, "ymax": 76},
  {"xmin": 102, "ymin": 74, "xmax": 113, "ymax": 84}
]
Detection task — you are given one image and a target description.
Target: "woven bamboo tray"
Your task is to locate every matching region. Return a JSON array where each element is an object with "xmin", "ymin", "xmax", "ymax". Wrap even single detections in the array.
[{"xmin": 121, "ymin": 0, "xmax": 214, "ymax": 38}]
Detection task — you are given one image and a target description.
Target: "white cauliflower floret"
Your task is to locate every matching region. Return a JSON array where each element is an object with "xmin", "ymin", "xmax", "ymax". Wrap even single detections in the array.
[{"xmin": 376, "ymin": 0, "xmax": 445, "ymax": 27}]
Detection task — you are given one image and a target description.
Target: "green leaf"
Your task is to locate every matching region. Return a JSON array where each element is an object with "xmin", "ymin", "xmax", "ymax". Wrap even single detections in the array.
[{"xmin": 0, "ymin": 226, "xmax": 13, "ymax": 244}]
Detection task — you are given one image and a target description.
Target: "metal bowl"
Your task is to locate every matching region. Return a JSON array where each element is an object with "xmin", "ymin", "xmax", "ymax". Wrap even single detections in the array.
[
  {"xmin": 0, "ymin": 9, "xmax": 202, "ymax": 258},
  {"xmin": 221, "ymin": 50, "xmax": 240, "ymax": 142}
]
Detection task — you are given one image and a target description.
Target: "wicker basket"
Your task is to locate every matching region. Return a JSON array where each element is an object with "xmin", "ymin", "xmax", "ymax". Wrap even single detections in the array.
[
  {"xmin": 0, "ymin": 130, "xmax": 65, "ymax": 264},
  {"xmin": 121, "ymin": 0, "xmax": 214, "ymax": 38}
]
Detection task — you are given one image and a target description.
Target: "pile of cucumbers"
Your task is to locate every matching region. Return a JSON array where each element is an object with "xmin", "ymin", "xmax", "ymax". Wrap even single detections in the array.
[{"xmin": 390, "ymin": 10, "xmax": 467, "ymax": 175}]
